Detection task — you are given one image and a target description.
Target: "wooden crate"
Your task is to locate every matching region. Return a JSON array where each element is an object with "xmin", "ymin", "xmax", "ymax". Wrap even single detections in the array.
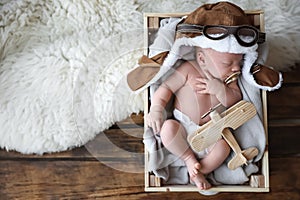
[{"xmin": 143, "ymin": 10, "xmax": 269, "ymax": 193}]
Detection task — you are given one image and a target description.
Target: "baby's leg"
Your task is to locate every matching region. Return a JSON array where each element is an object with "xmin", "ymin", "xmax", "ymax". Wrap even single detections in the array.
[
  {"xmin": 199, "ymin": 139, "xmax": 231, "ymax": 175},
  {"xmin": 160, "ymin": 119, "xmax": 211, "ymax": 190}
]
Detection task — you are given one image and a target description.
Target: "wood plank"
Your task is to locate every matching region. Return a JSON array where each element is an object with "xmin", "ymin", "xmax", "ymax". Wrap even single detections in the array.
[
  {"xmin": 0, "ymin": 157, "xmax": 299, "ymax": 199},
  {"xmin": 267, "ymin": 67, "xmax": 300, "ymax": 120},
  {"xmin": 269, "ymin": 126, "xmax": 300, "ymax": 156},
  {"xmin": 281, "ymin": 64, "xmax": 300, "ymax": 83},
  {"xmin": 269, "ymin": 119, "xmax": 300, "ymax": 127},
  {"xmin": 0, "ymin": 160, "xmax": 143, "ymax": 199},
  {"xmin": 268, "ymin": 85, "xmax": 300, "ymax": 120}
]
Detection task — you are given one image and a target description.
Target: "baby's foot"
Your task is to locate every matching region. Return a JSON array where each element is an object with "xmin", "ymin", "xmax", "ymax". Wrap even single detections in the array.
[
  {"xmin": 190, "ymin": 168, "xmax": 211, "ymax": 190},
  {"xmin": 186, "ymin": 161, "xmax": 211, "ymax": 190}
]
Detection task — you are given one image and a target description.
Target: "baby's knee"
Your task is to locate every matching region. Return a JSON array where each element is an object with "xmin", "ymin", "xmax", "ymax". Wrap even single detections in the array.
[
  {"xmin": 217, "ymin": 139, "xmax": 231, "ymax": 155},
  {"xmin": 161, "ymin": 120, "xmax": 179, "ymax": 134},
  {"xmin": 163, "ymin": 119, "xmax": 179, "ymax": 129},
  {"xmin": 160, "ymin": 120, "xmax": 180, "ymax": 139}
]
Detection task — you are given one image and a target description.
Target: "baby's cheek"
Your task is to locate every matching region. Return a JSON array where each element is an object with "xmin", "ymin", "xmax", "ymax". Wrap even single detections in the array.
[
  {"xmin": 208, "ymin": 67, "xmax": 222, "ymax": 78},
  {"xmin": 219, "ymin": 69, "xmax": 230, "ymax": 79}
]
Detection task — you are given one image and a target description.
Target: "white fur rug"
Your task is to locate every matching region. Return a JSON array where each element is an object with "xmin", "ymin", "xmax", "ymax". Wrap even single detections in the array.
[{"xmin": 0, "ymin": 0, "xmax": 299, "ymax": 154}]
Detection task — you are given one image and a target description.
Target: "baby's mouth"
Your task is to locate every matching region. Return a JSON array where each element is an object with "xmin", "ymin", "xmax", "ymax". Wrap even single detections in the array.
[{"xmin": 224, "ymin": 71, "xmax": 241, "ymax": 85}]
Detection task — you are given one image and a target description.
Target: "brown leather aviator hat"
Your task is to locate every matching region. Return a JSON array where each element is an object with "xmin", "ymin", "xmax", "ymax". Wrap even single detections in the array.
[
  {"xmin": 176, "ymin": 1, "xmax": 251, "ymax": 39},
  {"xmin": 127, "ymin": 1, "xmax": 282, "ymax": 92},
  {"xmin": 183, "ymin": 1, "xmax": 250, "ymax": 26}
]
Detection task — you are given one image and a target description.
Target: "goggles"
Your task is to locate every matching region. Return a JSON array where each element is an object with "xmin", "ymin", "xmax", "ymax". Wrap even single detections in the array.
[{"xmin": 177, "ymin": 24, "xmax": 266, "ymax": 47}]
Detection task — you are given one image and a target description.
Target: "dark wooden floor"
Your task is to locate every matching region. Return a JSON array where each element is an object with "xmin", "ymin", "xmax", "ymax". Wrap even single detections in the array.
[{"xmin": 0, "ymin": 67, "xmax": 300, "ymax": 199}]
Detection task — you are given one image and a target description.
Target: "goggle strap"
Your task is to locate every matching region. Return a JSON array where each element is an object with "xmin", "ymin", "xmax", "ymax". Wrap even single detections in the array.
[
  {"xmin": 257, "ymin": 32, "xmax": 266, "ymax": 43},
  {"xmin": 177, "ymin": 24, "xmax": 204, "ymax": 33}
]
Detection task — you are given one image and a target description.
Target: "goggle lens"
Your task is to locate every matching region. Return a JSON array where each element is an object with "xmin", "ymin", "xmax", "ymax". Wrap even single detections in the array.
[
  {"xmin": 204, "ymin": 27, "xmax": 228, "ymax": 39},
  {"xmin": 237, "ymin": 28, "xmax": 257, "ymax": 43}
]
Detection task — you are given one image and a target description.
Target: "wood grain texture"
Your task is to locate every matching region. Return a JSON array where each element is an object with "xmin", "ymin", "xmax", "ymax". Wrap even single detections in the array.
[
  {"xmin": 268, "ymin": 66, "xmax": 300, "ymax": 120},
  {"xmin": 0, "ymin": 157, "xmax": 299, "ymax": 199}
]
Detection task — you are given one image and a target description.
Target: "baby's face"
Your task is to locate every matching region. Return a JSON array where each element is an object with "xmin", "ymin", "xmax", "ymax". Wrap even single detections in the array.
[{"xmin": 202, "ymin": 48, "xmax": 243, "ymax": 81}]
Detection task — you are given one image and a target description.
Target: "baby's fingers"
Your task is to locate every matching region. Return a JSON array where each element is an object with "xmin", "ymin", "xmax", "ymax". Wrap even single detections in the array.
[
  {"xmin": 147, "ymin": 119, "xmax": 161, "ymax": 134},
  {"xmin": 149, "ymin": 121, "xmax": 157, "ymax": 133},
  {"xmin": 154, "ymin": 121, "xmax": 162, "ymax": 134},
  {"xmin": 197, "ymin": 89, "xmax": 209, "ymax": 94},
  {"xmin": 196, "ymin": 77, "xmax": 207, "ymax": 83},
  {"xmin": 195, "ymin": 82, "xmax": 206, "ymax": 89},
  {"xmin": 149, "ymin": 120, "xmax": 161, "ymax": 134}
]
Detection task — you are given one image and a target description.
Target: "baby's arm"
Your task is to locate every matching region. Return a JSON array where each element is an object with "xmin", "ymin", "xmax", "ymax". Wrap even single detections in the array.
[
  {"xmin": 146, "ymin": 85, "xmax": 172, "ymax": 133},
  {"xmin": 146, "ymin": 65, "xmax": 187, "ymax": 133},
  {"xmin": 196, "ymin": 70, "xmax": 242, "ymax": 107}
]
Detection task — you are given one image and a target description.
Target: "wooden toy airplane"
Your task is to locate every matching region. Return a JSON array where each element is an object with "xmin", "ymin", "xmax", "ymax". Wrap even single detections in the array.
[{"xmin": 187, "ymin": 100, "xmax": 259, "ymax": 170}]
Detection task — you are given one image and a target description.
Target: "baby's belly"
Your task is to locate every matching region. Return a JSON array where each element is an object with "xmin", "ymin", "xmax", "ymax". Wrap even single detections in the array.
[{"xmin": 174, "ymin": 95, "xmax": 212, "ymax": 125}]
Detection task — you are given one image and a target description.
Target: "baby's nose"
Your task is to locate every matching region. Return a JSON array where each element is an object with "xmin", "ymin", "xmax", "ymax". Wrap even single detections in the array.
[{"xmin": 232, "ymin": 64, "xmax": 241, "ymax": 72}]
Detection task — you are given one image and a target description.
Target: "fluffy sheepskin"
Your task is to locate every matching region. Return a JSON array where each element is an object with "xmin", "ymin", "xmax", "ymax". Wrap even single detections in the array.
[{"xmin": 0, "ymin": 0, "xmax": 299, "ymax": 154}]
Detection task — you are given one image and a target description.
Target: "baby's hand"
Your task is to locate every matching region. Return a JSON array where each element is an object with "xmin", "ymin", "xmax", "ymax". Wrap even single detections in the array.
[
  {"xmin": 146, "ymin": 108, "xmax": 165, "ymax": 134},
  {"xmin": 195, "ymin": 70, "xmax": 225, "ymax": 95}
]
